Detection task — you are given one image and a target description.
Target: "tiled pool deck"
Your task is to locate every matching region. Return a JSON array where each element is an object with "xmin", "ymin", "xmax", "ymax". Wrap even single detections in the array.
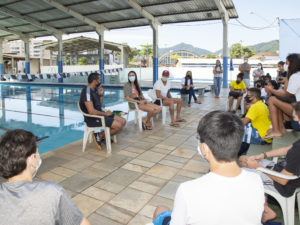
[{"xmin": 0, "ymin": 89, "xmax": 296, "ymax": 224}]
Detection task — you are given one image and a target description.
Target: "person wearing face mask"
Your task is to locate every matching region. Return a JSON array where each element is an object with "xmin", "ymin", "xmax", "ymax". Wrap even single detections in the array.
[
  {"xmin": 264, "ymin": 53, "xmax": 300, "ymax": 139},
  {"xmin": 124, "ymin": 71, "xmax": 161, "ymax": 130},
  {"xmin": 213, "ymin": 59, "xmax": 223, "ymax": 98},
  {"xmin": 276, "ymin": 61, "xmax": 287, "ymax": 88},
  {"xmin": 238, "ymin": 88, "xmax": 272, "ymax": 156},
  {"xmin": 181, "ymin": 71, "xmax": 202, "ymax": 106},
  {"xmin": 153, "ymin": 70, "xmax": 186, "ymax": 127},
  {"xmin": 0, "ymin": 129, "xmax": 91, "ymax": 225},
  {"xmin": 79, "ymin": 73, "xmax": 126, "ymax": 150},
  {"xmin": 228, "ymin": 73, "xmax": 246, "ymax": 113},
  {"xmin": 151, "ymin": 111, "xmax": 264, "ymax": 225},
  {"xmin": 252, "ymin": 63, "xmax": 264, "ymax": 82},
  {"xmin": 239, "ymin": 57, "xmax": 251, "ymax": 88},
  {"xmin": 240, "ymin": 102, "xmax": 300, "ymax": 223}
]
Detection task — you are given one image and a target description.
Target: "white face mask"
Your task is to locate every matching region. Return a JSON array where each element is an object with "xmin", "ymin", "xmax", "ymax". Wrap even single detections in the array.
[
  {"xmin": 197, "ymin": 144, "xmax": 207, "ymax": 160},
  {"xmin": 32, "ymin": 154, "xmax": 42, "ymax": 178},
  {"xmin": 257, "ymin": 66, "xmax": 261, "ymax": 70},
  {"xmin": 284, "ymin": 64, "xmax": 288, "ymax": 72},
  {"xmin": 129, "ymin": 76, "xmax": 135, "ymax": 82},
  {"xmin": 244, "ymin": 59, "xmax": 248, "ymax": 63},
  {"xmin": 161, "ymin": 76, "xmax": 168, "ymax": 82}
]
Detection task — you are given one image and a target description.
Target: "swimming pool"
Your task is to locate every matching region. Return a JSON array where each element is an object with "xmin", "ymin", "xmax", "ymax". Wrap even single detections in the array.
[
  {"xmin": 0, "ymin": 83, "xmax": 179, "ymax": 154},
  {"xmin": 0, "ymin": 83, "xmax": 131, "ymax": 154}
]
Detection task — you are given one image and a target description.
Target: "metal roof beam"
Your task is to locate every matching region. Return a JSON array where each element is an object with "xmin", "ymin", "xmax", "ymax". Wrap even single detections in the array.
[
  {"xmin": 41, "ymin": 0, "xmax": 108, "ymax": 31},
  {"xmin": 0, "ymin": 25, "xmax": 30, "ymax": 38},
  {"xmin": 0, "ymin": 7, "xmax": 63, "ymax": 35},
  {"xmin": 123, "ymin": 0, "xmax": 161, "ymax": 26},
  {"xmin": 213, "ymin": 0, "xmax": 229, "ymax": 23}
]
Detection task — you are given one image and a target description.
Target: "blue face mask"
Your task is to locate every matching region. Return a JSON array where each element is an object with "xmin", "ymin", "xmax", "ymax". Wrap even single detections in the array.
[{"xmin": 129, "ymin": 76, "xmax": 135, "ymax": 82}]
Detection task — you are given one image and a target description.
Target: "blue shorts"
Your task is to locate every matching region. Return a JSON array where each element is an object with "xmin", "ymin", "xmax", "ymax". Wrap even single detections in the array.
[
  {"xmin": 153, "ymin": 210, "xmax": 172, "ymax": 225},
  {"xmin": 242, "ymin": 123, "xmax": 262, "ymax": 145}
]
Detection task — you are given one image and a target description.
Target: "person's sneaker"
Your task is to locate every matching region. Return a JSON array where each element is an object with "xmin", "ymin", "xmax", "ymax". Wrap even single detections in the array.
[
  {"xmin": 92, "ymin": 133, "xmax": 102, "ymax": 151},
  {"xmin": 284, "ymin": 121, "xmax": 293, "ymax": 132}
]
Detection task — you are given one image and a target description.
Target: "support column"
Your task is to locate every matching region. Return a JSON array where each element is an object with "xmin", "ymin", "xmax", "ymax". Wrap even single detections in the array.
[
  {"xmin": 11, "ymin": 57, "xmax": 14, "ymax": 74},
  {"xmin": 23, "ymin": 38, "xmax": 30, "ymax": 74},
  {"xmin": 151, "ymin": 23, "xmax": 158, "ymax": 85},
  {"xmin": 58, "ymin": 87, "xmax": 64, "ymax": 127},
  {"xmin": 40, "ymin": 46, "xmax": 44, "ymax": 73},
  {"xmin": 222, "ymin": 20, "xmax": 228, "ymax": 88},
  {"xmin": 26, "ymin": 86, "xmax": 32, "ymax": 124},
  {"xmin": 96, "ymin": 28, "xmax": 105, "ymax": 83},
  {"xmin": 55, "ymin": 34, "xmax": 63, "ymax": 73},
  {"xmin": 0, "ymin": 38, "xmax": 3, "ymax": 75},
  {"xmin": 120, "ymin": 46, "xmax": 124, "ymax": 65}
]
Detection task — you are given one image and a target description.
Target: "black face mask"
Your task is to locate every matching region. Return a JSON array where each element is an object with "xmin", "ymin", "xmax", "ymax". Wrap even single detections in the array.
[
  {"xmin": 236, "ymin": 80, "xmax": 241, "ymax": 84},
  {"xmin": 245, "ymin": 95, "xmax": 252, "ymax": 103},
  {"xmin": 256, "ymin": 84, "xmax": 261, "ymax": 89},
  {"xmin": 96, "ymin": 81, "xmax": 101, "ymax": 88}
]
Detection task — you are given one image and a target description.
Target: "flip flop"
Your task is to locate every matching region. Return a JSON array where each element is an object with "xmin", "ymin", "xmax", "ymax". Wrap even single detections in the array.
[
  {"xmin": 262, "ymin": 133, "xmax": 281, "ymax": 140},
  {"xmin": 176, "ymin": 119, "xmax": 187, "ymax": 122},
  {"xmin": 170, "ymin": 123, "xmax": 180, "ymax": 127}
]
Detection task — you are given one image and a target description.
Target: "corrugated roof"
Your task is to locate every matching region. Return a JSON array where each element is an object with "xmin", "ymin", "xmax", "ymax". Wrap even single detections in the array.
[{"xmin": 0, "ymin": 0, "xmax": 238, "ymax": 40}]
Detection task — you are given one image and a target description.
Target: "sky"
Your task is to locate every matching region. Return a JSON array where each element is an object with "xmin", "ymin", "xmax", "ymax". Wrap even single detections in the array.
[{"xmin": 39, "ymin": 0, "xmax": 300, "ymax": 52}]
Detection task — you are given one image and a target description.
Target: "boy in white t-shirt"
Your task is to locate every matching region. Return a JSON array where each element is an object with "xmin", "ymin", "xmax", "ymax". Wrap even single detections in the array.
[
  {"xmin": 153, "ymin": 70, "xmax": 186, "ymax": 127},
  {"xmin": 152, "ymin": 111, "xmax": 265, "ymax": 225}
]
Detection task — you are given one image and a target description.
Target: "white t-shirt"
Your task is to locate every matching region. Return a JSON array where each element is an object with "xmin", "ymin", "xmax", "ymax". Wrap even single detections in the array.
[
  {"xmin": 153, "ymin": 79, "xmax": 171, "ymax": 99},
  {"xmin": 214, "ymin": 66, "xmax": 223, "ymax": 78},
  {"xmin": 261, "ymin": 88, "xmax": 267, "ymax": 98},
  {"xmin": 170, "ymin": 170, "xmax": 264, "ymax": 225},
  {"xmin": 253, "ymin": 69, "xmax": 264, "ymax": 81},
  {"xmin": 181, "ymin": 78, "xmax": 191, "ymax": 86},
  {"xmin": 287, "ymin": 71, "xmax": 300, "ymax": 101}
]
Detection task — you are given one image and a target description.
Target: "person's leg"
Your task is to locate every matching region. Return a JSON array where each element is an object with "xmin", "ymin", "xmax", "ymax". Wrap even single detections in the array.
[
  {"xmin": 214, "ymin": 77, "xmax": 217, "ymax": 97},
  {"xmin": 215, "ymin": 77, "xmax": 221, "ymax": 96},
  {"xmin": 162, "ymin": 98, "xmax": 177, "ymax": 126},
  {"xmin": 172, "ymin": 98, "xmax": 185, "ymax": 121},
  {"xmin": 109, "ymin": 120, "xmax": 123, "ymax": 136},
  {"xmin": 153, "ymin": 206, "xmax": 170, "ymax": 221},
  {"xmin": 238, "ymin": 142, "xmax": 250, "ymax": 156},
  {"xmin": 218, "ymin": 77, "xmax": 222, "ymax": 96},
  {"xmin": 188, "ymin": 88, "xmax": 192, "ymax": 105},
  {"xmin": 234, "ymin": 96, "xmax": 242, "ymax": 111},
  {"xmin": 267, "ymin": 97, "xmax": 293, "ymax": 138},
  {"xmin": 114, "ymin": 115, "xmax": 126, "ymax": 127},
  {"xmin": 190, "ymin": 87, "xmax": 198, "ymax": 102},
  {"xmin": 262, "ymin": 202, "xmax": 277, "ymax": 223},
  {"xmin": 228, "ymin": 96, "xmax": 234, "ymax": 111}
]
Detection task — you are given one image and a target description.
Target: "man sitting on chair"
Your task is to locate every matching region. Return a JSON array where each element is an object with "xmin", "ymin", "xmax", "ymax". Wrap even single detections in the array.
[
  {"xmin": 79, "ymin": 73, "xmax": 126, "ymax": 150},
  {"xmin": 153, "ymin": 70, "xmax": 186, "ymax": 127},
  {"xmin": 228, "ymin": 73, "xmax": 246, "ymax": 113},
  {"xmin": 240, "ymin": 102, "xmax": 300, "ymax": 223}
]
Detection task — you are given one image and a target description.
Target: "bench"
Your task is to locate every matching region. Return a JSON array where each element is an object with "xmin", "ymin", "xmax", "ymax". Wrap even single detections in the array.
[{"xmin": 209, "ymin": 84, "xmax": 214, "ymax": 93}]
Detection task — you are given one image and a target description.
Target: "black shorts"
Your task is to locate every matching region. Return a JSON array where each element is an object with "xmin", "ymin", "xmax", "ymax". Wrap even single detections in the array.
[
  {"xmin": 275, "ymin": 95, "xmax": 296, "ymax": 104},
  {"xmin": 229, "ymin": 91, "xmax": 242, "ymax": 99},
  {"xmin": 86, "ymin": 115, "xmax": 115, "ymax": 128},
  {"xmin": 154, "ymin": 99, "xmax": 164, "ymax": 105}
]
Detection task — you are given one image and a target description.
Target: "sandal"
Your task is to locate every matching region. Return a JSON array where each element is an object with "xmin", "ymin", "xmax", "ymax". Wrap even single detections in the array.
[
  {"xmin": 170, "ymin": 123, "xmax": 180, "ymax": 127},
  {"xmin": 145, "ymin": 124, "xmax": 153, "ymax": 130},
  {"xmin": 176, "ymin": 119, "xmax": 186, "ymax": 122}
]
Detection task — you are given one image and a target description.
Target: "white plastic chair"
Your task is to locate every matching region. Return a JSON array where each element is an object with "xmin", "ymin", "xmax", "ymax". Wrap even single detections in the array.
[
  {"xmin": 147, "ymin": 89, "xmax": 168, "ymax": 125},
  {"xmin": 126, "ymin": 101, "xmax": 153, "ymax": 131},
  {"xmin": 256, "ymin": 167, "xmax": 300, "ymax": 225},
  {"xmin": 77, "ymin": 103, "xmax": 116, "ymax": 153}
]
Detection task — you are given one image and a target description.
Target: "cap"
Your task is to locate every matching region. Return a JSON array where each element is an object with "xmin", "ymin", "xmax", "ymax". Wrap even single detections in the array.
[{"xmin": 162, "ymin": 70, "xmax": 170, "ymax": 76}]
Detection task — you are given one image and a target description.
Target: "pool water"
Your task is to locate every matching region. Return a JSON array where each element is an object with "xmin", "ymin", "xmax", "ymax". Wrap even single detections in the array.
[{"xmin": 0, "ymin": 83, "xmax": 180, "ymax": 154}]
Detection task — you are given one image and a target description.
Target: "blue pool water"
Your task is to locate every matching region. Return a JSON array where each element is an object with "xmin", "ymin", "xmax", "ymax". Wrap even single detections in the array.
[{"xmin": 0, "ymin": 84, "xmax": 130, "ymax": 154}]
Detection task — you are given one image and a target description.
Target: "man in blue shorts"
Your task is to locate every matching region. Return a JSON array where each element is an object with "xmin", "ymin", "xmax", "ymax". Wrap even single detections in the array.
[{"xmin": 79, "ymin": 73, "xmax": 126, "ymax": 150}]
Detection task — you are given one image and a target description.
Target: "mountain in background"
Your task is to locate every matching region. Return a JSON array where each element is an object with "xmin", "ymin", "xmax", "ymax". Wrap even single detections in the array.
[
  {"xmin": 214, "ymin": 40, "xmax": 279, "ymax": 55},
  {"xmin": 159, "ymin": 42, "xmax": 212, "ymax": 56}
]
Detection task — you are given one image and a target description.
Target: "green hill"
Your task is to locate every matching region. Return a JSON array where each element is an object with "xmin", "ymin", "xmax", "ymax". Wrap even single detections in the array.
[
  {"xmin": 248, "ymin": 40, "xmax": 279, "ymax": 54},
  {"xmin": 159, "ymin": 42, "xmax": 212, "ymax": 56}
]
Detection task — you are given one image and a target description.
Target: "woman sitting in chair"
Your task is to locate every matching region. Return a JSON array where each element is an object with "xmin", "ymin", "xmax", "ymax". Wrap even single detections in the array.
[
  {"xmin": 123, "ymin": 71, "xmax": 161, "ymax": 130},
  {"xmin": 181, "ymin": 71, "xmax": 201, "ymax": 107}
]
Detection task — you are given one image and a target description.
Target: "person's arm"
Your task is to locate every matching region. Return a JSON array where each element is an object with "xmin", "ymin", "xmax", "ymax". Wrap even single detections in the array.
[
  {"xmin": 167, "ymin": 90, "xmax": 172, "ymax": 98},
  {"xmin": 266, "ymin": 87, "xmax": 294, "ymax": 98},
  {"xmin": 156, "ymin": 89, "xmax": 167, "ymax": 100},
  {"xmin": 239, "ymin": 64, "xmax": 243, "ymax": 72},
  {"xmin": 246, "ymin": 64, "xmax": 251, "ymax": 71},
  {"xmin": 84, "ymin": 101, "xmax": 110, "ymax": 116},
  {"xmin": 242, "ymin": 117, "xmax": 251, "ymax": 125},
  {"xmin": 80, "ymin": 217, "xmax": 91, "ymax": 225},
  {"xmin": 98, "ymin": 86, "xmax": 103, "ymax": 107},
  {"xmin": 213, "ymin": 69, "xmax": 216, "ymax": 75}
]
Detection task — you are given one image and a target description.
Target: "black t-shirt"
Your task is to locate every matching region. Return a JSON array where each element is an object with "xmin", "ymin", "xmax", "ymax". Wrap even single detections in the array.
[
  {"xmin": 273, "ymin": 139, "xmax": 300, "ymax": 197},
  {"xmin": 279, "ymin": 71, "xmax": 287, "ymax": 78},
  {"xmin": 79, "ymin": 86, "xmax": 102, "ymax": 123}
]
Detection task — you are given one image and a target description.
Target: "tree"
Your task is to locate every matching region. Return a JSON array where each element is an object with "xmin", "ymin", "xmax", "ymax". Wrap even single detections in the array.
[
  {"xmin": 230, "ymin": 43, "xmax": 255, "ymax": 58},
  {"xmin": 77, "ymin": 57, "xmax": 88, "ymax": 65},
  {"xmin": 128, "ymin": 47, "xmax": 140, "ymax": 61},
  {"xmin": 206, "ymin": 54, "xmax": 217, "ymax": 58},
  {"xmin": 139, "ymin": 44, "xmax": 153, "ymax": 66}
]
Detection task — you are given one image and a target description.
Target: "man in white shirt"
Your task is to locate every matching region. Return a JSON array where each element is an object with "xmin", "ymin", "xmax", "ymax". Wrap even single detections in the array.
[
  {"xmin": 152, "ymin": 111, "xmax": 265, "ymax": 225},
  {"xmin": 154, "ymin": 70, "xmax": 186, "ymax": 127}
]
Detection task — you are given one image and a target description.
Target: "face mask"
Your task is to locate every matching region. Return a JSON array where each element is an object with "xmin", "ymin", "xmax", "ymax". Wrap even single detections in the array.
[
  {"xmin": 257, "ymin": 66, "xmax": 261, "ymax": 70},
  {"xmin": 32, "ymin": 154, "xmax": 42, "ymax": 178},
  {"xmin": 197, "ymin": 144, "xmax": 206, "ymax": 160},
  {"xmin": 236, "ymin": 80, "xmax": 241, "ymax": 84},
  {"xmin": 161, "ymin": 76, "xmax": 168, "ymax": 82},
  {"xmin": 129, "ymin": 76, "xmax": 135, "ymax": 82},
  {"xmin": 256, "ymin": 84, "xmax": 261, "ymax": 89},
  {"xmin": 244, "ymin": 60, "xmax": 248, "ymax": 63},
  {"xmin": 284, "ymin": 64, "xmax": 288, "ymax": 72},
  {"xmin": 96, "ymin": 81, "xmax": 101, "ymax": 88},
  {"xmin": 245, "ymin": 95, "xmax": 252, "ymax": 103}
]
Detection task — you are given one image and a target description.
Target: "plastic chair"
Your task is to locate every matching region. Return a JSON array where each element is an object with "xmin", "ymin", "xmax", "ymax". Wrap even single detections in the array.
[
  {"xmin": 126, "ymin": 101, "xmax": 153, "ymax": 131},
  {"xmin": 147, "ymin": 89, "xmax": 168, "ymax": 124},
  {"xmin": 256, "ymin": 167, "xmax": 300, "ymax": 225},
  {"xmin": 77, "ymin": 103, "xmax": 116, "ymax": 153}
]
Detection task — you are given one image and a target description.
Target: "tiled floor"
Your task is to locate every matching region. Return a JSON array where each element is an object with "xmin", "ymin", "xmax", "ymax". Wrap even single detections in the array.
[{"xmin": 1, "ymin": 89, "xmax": 296, "ymax": 224}]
